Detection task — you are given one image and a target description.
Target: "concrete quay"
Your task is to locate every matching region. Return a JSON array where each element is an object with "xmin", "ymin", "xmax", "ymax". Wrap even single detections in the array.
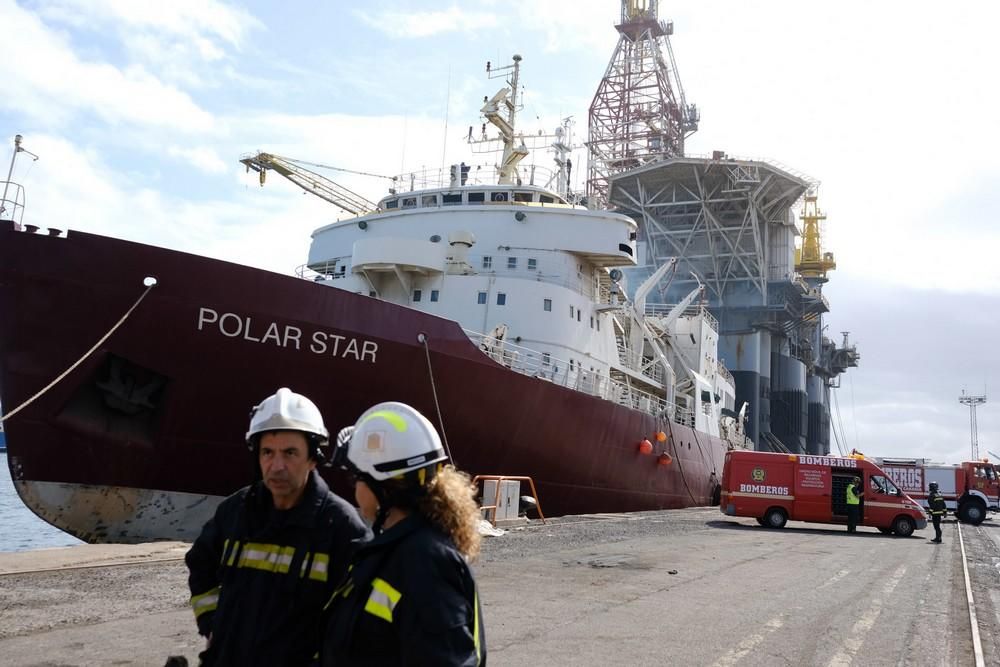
[{"xmin": 2, "ymin": 508, "xmax": 999, "ymax": 666}]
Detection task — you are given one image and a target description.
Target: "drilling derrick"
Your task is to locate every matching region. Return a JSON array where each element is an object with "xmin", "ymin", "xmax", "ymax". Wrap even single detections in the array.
[
  {"xmin": 795, "ymin": 193, "xmax": 837, "ymax": 281},
  {"xmin": 586, "ymin": 0, "xmax": 699, "ymax": 209}
]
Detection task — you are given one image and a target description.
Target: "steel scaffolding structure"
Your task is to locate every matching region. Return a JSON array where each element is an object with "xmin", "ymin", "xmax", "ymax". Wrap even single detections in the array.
[{"xmin": 586, "ymin": 0, "xmax": 698, "ymax": 209}]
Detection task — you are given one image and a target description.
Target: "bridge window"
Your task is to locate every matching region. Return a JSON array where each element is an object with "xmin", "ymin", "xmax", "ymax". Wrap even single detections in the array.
[
  {"xmin": 543, "ymin": 298, "xmax": 552, "ymax": 312},
  {"xmin": 618, "ymin": 243, "xmax": 633, "ymax": 256},
  {"xmin": 443, "ymin": 193, "xmax": 462, "ymax": 206},
  {"xmin": 496, "ymin": 293, "xmax": 506, "ymax": 306},
  {"xmin": 513, "ymin": 192, "xmax": 532, "ymax": 203},
  {"xmin": 430, "ymin": 290, "xmax": 439, "ymax": 302},
  {"xmin": 422, "ymin": 194, "xmax": 439, "ymax": 207},
  {"xmin": 490, "ymin": 192, "xmax": 509, "ymax": 202},
  {"xmin": 413, "ymin": 289, "xmax": 422, "ymax": 302},
  {"xmin": 401, "ymin": 197, "xmax": 417, "ymax": 209},
  {"xmin": 482, "ymin": 256, "xmax": 492, "ymax": 269},
  {"xmin": 527, "ymin": 258, "xmax": 537, "ymax": 271},
  {"xmin": 477, "ymin": 292, "xmax": 487, "ymax": 305},
  {"xmin": 468, "ymin": 192, "xmax": 486, "ymax": 203},
  {"xmin": 539, "ymin": 195, "xmax": 554, "ymax": 204},
  {"xmin": 384, "ymin": 199, "xmax": 399, "ymax": 209}
]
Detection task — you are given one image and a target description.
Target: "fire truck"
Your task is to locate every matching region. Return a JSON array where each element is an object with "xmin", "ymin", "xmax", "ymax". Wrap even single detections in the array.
[
  {"xmin": 720, "ymin": 450, "xmax": 927, "ymax": 536},
  {"xmin": 872, "ymin": 457, "xmax": 999, "ymax": 525}
]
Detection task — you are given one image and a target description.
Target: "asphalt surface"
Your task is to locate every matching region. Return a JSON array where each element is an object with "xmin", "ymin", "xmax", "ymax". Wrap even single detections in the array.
[{"xmin": 1, "ymin": 508, "xmax": 997, "ymax": 666}]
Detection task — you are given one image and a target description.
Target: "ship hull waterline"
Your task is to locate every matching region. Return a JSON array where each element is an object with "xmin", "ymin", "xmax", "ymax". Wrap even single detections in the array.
[{"xmin": 0, "ymin": 222, "xmax": 727, "ymax": 543}]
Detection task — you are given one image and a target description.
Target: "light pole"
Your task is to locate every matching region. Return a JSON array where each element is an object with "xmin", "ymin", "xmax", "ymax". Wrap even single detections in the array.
[{"xmin": 959, "ymin": 390, "xmax": 987, "ymax": 460}]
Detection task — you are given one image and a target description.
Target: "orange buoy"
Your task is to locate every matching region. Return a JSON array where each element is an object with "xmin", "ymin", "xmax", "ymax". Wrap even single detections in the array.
[
  {"xmin": 658, "ymin": 453, "xmax": 673, "ymax": 466},
  {"xmin": 655, "ymin": 431, "xmax": 667, "ymax": 442},
  {"xmin": 638, "ymin": 439, "xmax": 654, "ymax": 455}
]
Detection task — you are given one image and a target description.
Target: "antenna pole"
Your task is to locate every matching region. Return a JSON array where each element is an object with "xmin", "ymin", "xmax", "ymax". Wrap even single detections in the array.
[
  {"xmin": 959, "ymin": 390, "xmax": 987, "ymax": 460},
  {"xmin": 441, "ymin": 66, "xmax": 451, "ymax": 174}
]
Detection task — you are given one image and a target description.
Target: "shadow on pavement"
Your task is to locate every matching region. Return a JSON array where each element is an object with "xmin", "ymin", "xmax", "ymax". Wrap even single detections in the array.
[{"xmin": 705, "ymin": 519, "xmax": 924, "ymax": 539}]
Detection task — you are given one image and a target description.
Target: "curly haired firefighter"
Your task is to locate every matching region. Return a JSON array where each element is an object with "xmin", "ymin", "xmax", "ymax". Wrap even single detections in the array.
[
  {"xmin": 185, "ymin": 388, "xmax": 369, "ymax": 666},
  {"xmin": 321, "ymin": 402, "xmax": 486, "ymax": 666}
]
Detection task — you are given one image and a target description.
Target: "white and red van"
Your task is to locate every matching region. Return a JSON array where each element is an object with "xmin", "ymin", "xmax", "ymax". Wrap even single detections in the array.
[{"xmin": 720, "ymin": 450, "xmax": 928, "ymax": 536}]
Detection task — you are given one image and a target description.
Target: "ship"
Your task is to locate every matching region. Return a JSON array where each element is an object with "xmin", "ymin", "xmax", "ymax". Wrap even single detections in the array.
[{"xmin": 0, "ymin": 55, "xmax": 750, "ymax": 544}]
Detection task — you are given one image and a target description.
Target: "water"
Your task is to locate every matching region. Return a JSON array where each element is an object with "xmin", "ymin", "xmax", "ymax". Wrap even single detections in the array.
[{"xmin": 0, "ymin": 453, "xmax": 84, "ymax": 552}]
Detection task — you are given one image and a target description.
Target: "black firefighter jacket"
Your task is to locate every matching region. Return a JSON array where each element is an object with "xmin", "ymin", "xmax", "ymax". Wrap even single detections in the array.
[
  {"xmin": 186, "ymin": 470, "xmax": 369, "ymax": 666},
  {"xmin": 321, "ymin": 514, "xmax": 486, "ymax": 666}
]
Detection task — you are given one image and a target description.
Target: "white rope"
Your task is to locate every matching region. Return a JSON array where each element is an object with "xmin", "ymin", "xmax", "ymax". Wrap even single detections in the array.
[
  {"xmin": 417, "ymin": 333, "xmax": 454, "ymax": 466},
  {"xmin": 1, "ymin": 280, "xmax": 157, "ymax": 425}
]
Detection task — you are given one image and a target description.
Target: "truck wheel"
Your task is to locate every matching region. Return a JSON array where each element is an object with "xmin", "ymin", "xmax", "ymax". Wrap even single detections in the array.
[
  {"xmin": 892, "ymin": 516, "xmax": 915, "ymax": 537},
  {"xmin": 764, "ymin": 508, "xmax": 787, "ymax": 529},
  {"xmin": 958, "ymin": 500, "xmax": 986, "ymax": 525}
]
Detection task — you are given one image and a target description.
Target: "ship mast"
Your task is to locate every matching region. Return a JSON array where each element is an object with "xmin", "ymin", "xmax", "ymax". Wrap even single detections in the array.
[
  {"xmin": 472, "ymin": 55, "xmax": 529, "ymax": 185},
  {"xmin": 1, "ymin": 134, "xmax": 38, "ymax": 225}
]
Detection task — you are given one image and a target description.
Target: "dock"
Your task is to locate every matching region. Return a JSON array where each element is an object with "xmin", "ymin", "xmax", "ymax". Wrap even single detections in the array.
[{"xmin": 2, "ymin": 508, "xmax": 999, "ymax": 665}]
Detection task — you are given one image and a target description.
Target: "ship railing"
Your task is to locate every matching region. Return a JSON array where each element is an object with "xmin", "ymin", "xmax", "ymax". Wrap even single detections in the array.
[
  {"xmin": 716, "ymin": 360, "xmax": 734, "ymax": 385},
  {"xmin": 614, "ymin": 339, "xmax": 666, "ymax": 385},
  {"xmin": 0, "ymin": 181, "xmax": 27, "ymax": 226},
  {"xmin": 463, "ymin": 329, "xmax": 669, "ymax": 417},
  {"xmin": 642, "ymin": 303, "xmax": 718, "ymax": 332},
  {"xmin": 390, "ymin": 164, "xmax": 561, "ymax": 193}
]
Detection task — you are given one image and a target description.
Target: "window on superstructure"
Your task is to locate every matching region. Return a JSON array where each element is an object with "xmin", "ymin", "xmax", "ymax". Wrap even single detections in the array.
[
  {"xmin": 384, "ymin": 199, "xmax": 398, "ymax": 209},
  {"xmin": 597, "ymin": 318, "xmax": 601, "ymax": 332},
  {"xmin": 491, "ymin": 192, "xmax": 509, "ymax": 202},
  {"xmin": 402, "ymin": 197, "xmax": 417, "ymax": 209},
  {"xmin": 513, "ymin": 192, "xmax": 532, "ymax": 203},
  {"xmin": 542, "ymin": 353, "xmax": 551, "ymax": 366},
  {"xmin": 413, "ymin": 289, "xmax": 422, "ymax": 302},
  {"xmin": 468, "ymin": 192, "xmax": 485, "ymax": 203},
  {"xmin": 339, "ymin": 265, "xmax": 346, "ymax": 275},
  {"xmin": 508, "ymin": 257, "xmax": 517, "ymax": 270},
  {"xmin": 482, "ymin": 256, "xmax": 492, "ymax": 270},
  {"xmin": 527, "ymin": 258, "xmax": 537, "ymax": 271},
  {"xmin": 443, "ymin": 194, "xmax": 462, "ymax": 206},
  {"xmin": 430, "ymin": 290, "xmax": 439, "ymax": 302},
  {"xmin": 369, "ymin": 291, "xmax": 377, "ymax": 297},
  {"xmin": 577, "ymin": 310, "xmax": 581, "ymax": 322},
  {"xmin": 496, "ymin": 293, "xmax": 506, "ymax": 306},
  {"xmin": 422, "ymin": 195, "xmax": 438, "ymax": 207},
  {"xmin": 569, "ymin": 305, "xmax": 574, "ymax": 318},
  {"xmin": 543, "ymin": 298, "xmax": 552, "ymax": 312},
  {"xmin": 570, "ymin": 359, "xmax": 575, "ymax": 371},
  {"xmin": 590, "ymin": 316, "xmax": 594, "ymax": 329},
  {"xmin": 539, "ymin": 195, "xmax": 554, "ymax": 204},
  {"xmin": 477, "ymin": 292, "xmax": 487, "ymax": 305}
]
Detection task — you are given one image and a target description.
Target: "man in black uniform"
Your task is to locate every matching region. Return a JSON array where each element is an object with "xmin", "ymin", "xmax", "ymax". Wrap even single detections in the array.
[
  {"xmin": 928, "ymin": 481, "xmax": 947, "ymax": 543},
  {"xmin": 186, "ymin": 387, "xmax": 369, "ymax": 666}
]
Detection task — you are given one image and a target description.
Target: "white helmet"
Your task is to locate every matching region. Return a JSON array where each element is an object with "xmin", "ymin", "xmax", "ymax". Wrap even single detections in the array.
[
  {"xmin": 246, "ymin": 387, "xmax": 329, "ymax": 449},
  {"xmin": 335, "ymin": 402, "xmax": 447, "ymax": 481}
]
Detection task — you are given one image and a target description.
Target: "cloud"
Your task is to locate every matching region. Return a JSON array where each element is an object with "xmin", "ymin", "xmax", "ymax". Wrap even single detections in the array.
[
  {"xmin": 353, "ymin": 6, "xmax": 497, "ymax": 38},
  {"xmin": 0, "ymin": 1, "xmax": 215, "ymax": 132},
  {"xmin": 166, "ymin": 146, "xmax": 229, "ymax": 175}
]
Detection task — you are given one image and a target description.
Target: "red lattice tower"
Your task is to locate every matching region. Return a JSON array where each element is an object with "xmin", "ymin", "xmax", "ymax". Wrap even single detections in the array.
[{"xmin": 586, "ymin": 0, "xmax": 699, "ymax": 208}]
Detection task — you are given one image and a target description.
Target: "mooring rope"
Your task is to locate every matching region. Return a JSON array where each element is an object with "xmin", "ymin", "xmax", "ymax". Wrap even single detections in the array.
[
  {"xmin": 417, "ymin": 332, "xmax": 454, "ymax": 466},
  {"xmin": 0, "ymin": 279, "xmax": 157, "ymax": 425}
]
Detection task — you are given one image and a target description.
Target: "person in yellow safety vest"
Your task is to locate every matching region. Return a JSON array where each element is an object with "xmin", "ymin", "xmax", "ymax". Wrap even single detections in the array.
[
  {"xmin": 322, "ymin": 402, "xmax": 486, "ymax": 666},
  {"xmin": 846, "ymin": 476, "xmax": 864, "ymax": 533},
  {"xmin": 928, "ymin": 481, "xmax": 947, "ymax": 543}
]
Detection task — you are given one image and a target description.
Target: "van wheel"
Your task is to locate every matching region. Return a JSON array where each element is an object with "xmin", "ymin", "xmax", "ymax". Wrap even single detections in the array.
[
  {"xmin": 764, "ymin": 508, "xmax": 787, "ymax": 529},
  {"xmin": 892, "ymin": 516, "xmax": 915, "ymax": 537},
  {"xmin": 877, "ymin": 527, "xmax": 893, "ymax": 535},
  {"xmin": 959, "ymin": 500, "xmax": 986, "ymax": 525}
]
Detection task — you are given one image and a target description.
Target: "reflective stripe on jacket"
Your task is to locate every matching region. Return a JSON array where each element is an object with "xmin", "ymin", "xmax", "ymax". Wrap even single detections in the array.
[{"xmin": 929, "ymin": 491, "xmax": 947, "ymax": 516}]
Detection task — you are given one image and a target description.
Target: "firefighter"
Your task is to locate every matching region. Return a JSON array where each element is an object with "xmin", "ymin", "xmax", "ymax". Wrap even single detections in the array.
[
  {"xmin": 928, "ymin": 481, "xmax": 946, "ymax": 543},
  {"xmin": 185, "ymin": 388, "xmax": 369, "ymax": 666},
  {"xmin": 846, "ymin": 476, "xmax": 864, "ymax": 533},
  {"xmin": 322, "ymin": 402, "xmax": 486, "ymax": 666}
]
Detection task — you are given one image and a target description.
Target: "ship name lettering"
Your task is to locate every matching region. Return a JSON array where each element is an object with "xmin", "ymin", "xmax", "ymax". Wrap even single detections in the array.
[{"xmin": 198, "ymin": 307, "xmax": 377, "ymax": 363}]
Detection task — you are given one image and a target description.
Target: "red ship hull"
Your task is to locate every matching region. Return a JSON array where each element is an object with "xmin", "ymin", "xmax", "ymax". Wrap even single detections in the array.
[{"xmin": 0, "ymin": 222, "xmax": 727, "ymax": 542}]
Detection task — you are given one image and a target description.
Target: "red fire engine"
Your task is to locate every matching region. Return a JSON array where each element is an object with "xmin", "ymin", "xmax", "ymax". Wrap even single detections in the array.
[
  {"xmin": 871, "ymin": 457, "xmax": 998, "ymax": 525},
  {"xmin": 720, "ymin": 450, "xmax": 927, "ymax": 536}
]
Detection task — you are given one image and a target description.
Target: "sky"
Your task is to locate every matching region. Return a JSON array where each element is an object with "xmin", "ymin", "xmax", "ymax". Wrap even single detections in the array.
[{"xmin": 1, "ymin": 0, "xmax": 998, "ymax": 464}]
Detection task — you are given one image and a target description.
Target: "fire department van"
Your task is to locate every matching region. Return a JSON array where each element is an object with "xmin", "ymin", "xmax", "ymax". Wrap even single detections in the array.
[{"xmin": 720, "ymin": 451, "xmax": 928, "ymax": 536}]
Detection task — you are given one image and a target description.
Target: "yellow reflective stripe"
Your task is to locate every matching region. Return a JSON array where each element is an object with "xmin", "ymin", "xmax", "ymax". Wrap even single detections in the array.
[
  {"xmin": 190, "ymin": 586, "xmax": 221, "ymax": 619},
  {"xmin": 359, "ymin": 410, "xmax": 408, "ymax": 432},
  {"xmin": 364, "ymin": 577, "xmax": 402, "ymax": 623},
  {"xmin": 226, "ymin": 540, "xmax": 241, "ymax": 567},
  {"xmin": 309, "ymin": 553, "xmax": 330, "ymax": 582},
  {"xmin": 299, "ymin": 552, "xmax": 311, "ymax": 578},
  {"xmin": 220, "ymin": 539, "xmax": 229, "ymax": 565},
  {"xmin": 238, "ymin": 543, "xmax": 295, "ymax": 574},
  {"xmin": 473, "ymin": 589, "xmax": 481, "ymax": 666}
]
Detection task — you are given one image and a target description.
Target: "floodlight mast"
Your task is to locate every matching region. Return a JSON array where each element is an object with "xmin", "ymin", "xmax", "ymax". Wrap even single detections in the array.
[{"xmin": 959, "ymin": 389, "xmax": 987, "ymax": 460}]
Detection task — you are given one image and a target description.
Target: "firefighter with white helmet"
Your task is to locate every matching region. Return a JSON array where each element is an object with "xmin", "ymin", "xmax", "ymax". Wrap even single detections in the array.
[
  {"xmin": 186, "ymin": 388, "xmax": 369, "ymax": 666},
  {"xmin": 321, "ymin": 402, "xmax": 486, "ymax": 666}
]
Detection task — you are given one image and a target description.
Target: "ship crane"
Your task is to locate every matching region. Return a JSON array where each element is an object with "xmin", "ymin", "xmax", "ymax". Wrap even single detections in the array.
[{"xmin": 240, "ymin": 152, "xmax": 387, "ymax": 216}]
